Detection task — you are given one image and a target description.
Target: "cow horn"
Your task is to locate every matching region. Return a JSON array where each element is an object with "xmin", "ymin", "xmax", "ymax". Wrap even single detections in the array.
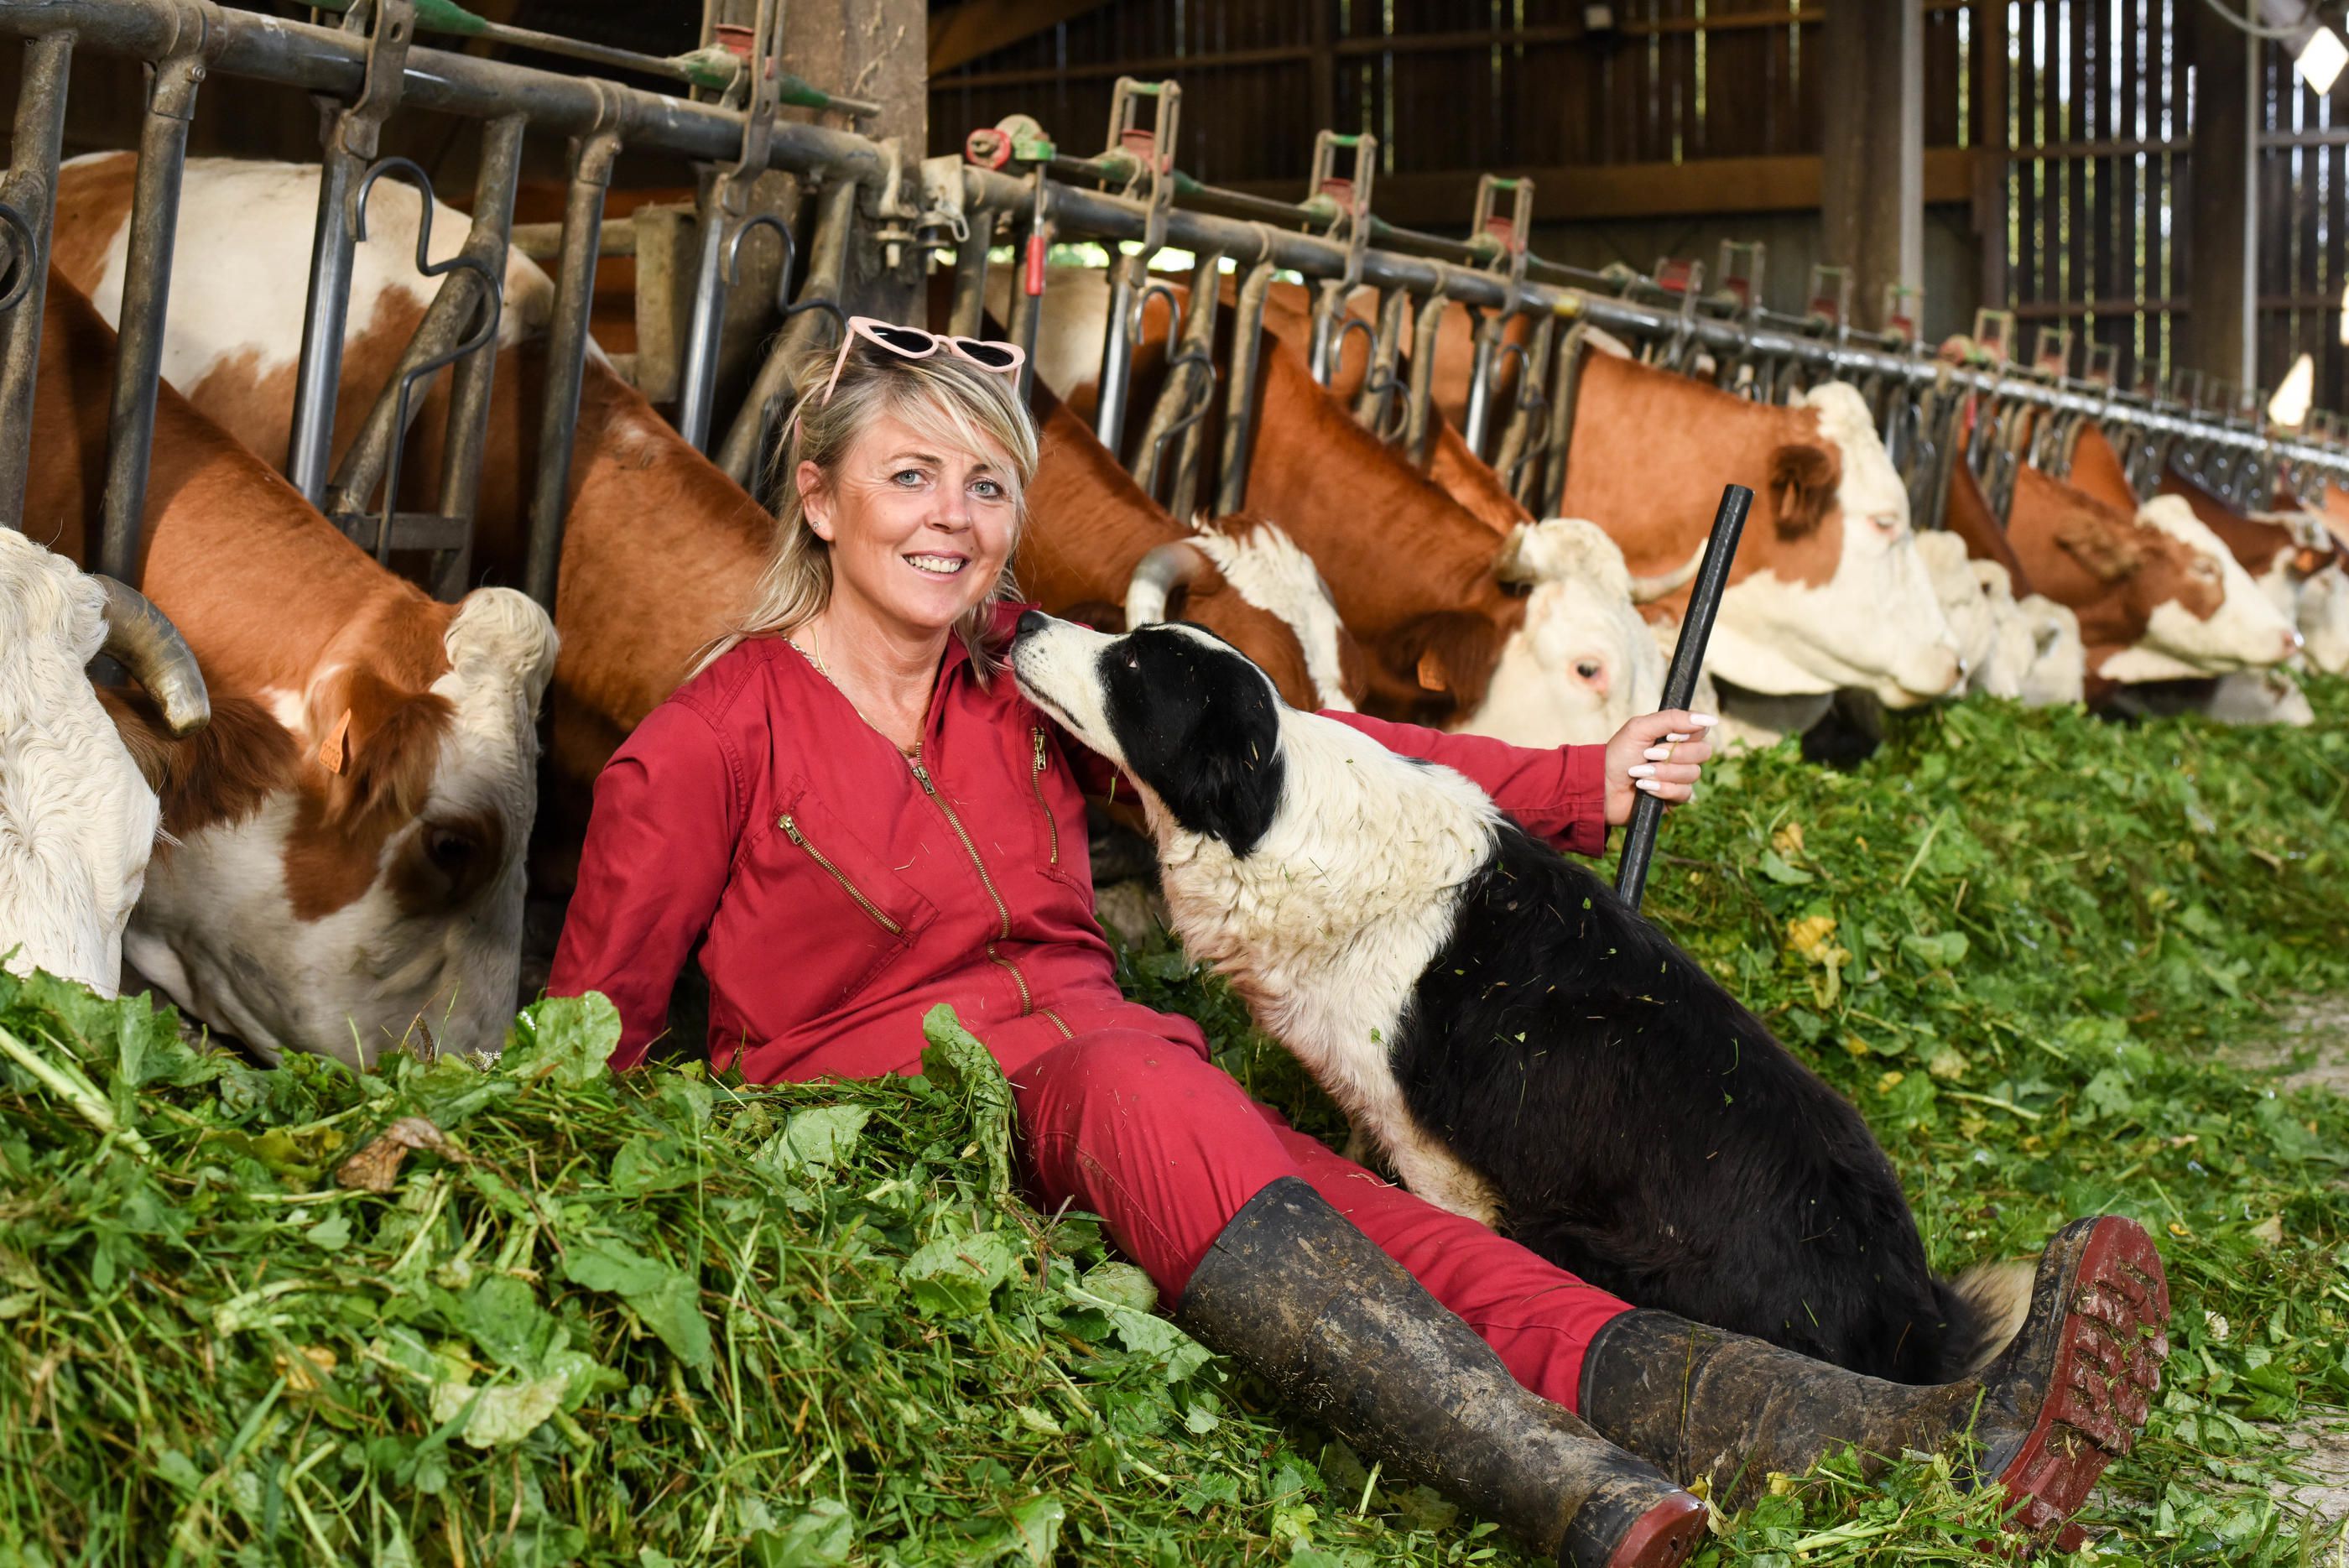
[
  {"xmin": 1125, "ymin": 541, "xmax": 1212, "ymax": 628},
  {"xmin": 1627, "ymin": 543, "xmax": 1708, "ymax": 603},
  {"xmin": 95, "ymin": 576, "xmax": 210, "ymax": 738}
]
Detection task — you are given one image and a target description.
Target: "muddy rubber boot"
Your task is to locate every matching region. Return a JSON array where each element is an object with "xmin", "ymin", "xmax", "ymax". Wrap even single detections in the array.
[
  {"xmin": 1178, "ymin": 1178, "xmax": 1708, "ymax": 1568},
  {"xmin": 1577, "ymin": 1216, "xmax": 2169, "ymax": 1547}
]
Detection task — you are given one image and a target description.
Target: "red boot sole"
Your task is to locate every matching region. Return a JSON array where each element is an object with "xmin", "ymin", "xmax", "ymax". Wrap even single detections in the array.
[
  {"xmin": 1605, "ymin": 1493, "xmax": 1709, "ymax": 1568},
  {"xmin": 1992, "ymin": 1216, "xmax": 2170, "ymax": 1544}
]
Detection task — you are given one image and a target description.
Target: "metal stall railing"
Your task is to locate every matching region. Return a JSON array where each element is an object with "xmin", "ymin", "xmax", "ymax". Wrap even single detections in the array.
[{"xmin": 3, "ymin": 1, "xmax": 2346, "ymax": 618}]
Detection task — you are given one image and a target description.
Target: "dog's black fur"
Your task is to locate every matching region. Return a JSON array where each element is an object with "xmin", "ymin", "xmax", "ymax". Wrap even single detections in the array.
[{"xmin": 1082, "ymin": 622, "xmax": 1995, "ymax": 1384}]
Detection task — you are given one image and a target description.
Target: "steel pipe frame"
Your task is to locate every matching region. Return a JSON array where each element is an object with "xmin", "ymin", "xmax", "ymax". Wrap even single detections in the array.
[
  {"xmin": 1131, "ymin": 248, "xmax": 1221, "ymax": 513},
  {"xmin": 6, "ymin": 0, "xmax": 2348, "ymax": 520},
  {"xmin": 523, "ymin": 120, "xmax": 620, "ymax": 612},
  {"xmin": 0, "ymin": 30, "xmax": 71, "ymax": 534},
  {"xmin": 715, "ymin": 175, "xmax": 856, "ymax": 489},
  {"xmin": 1400, "ymin": 284, "xmax": 1447, "ymax": 467},
  {"xmin": 322, "ymin": 112, "xmax": 523, "ymax": 567},
  {"xmin": 1214, "ymin": 258, "xmax": 1275, "ymax": 518},
  {"xmin": 97, "ymin": 11, "xmax": 217, "ymax": 584}
]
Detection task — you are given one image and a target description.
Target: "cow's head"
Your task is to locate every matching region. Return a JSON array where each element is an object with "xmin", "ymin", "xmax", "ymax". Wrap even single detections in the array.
[
  {"xmin": 2096, "ymin": 497, "xmax": 2302, "ymax": 680},
  {"xmin": 2014, "ymin": 593, "xmax": 2086, "ymax": 708},
  {"xmin": 1449, "ymin": 518, "xmax": 1665, "ymax": 747},
  {"xmin": 1180, "ymin": 515, "xmax": 1367, "ymax": 711},
  {"xmin": 2294, "ymin": 562, "xmax": 2349, "ymax": 675},
  {"xmin": 0, "ymin": 529, "xmax": 168, "ymax": 993},
  {"xmin": 1706, "ymin": 383, "xmax": 1966, "ymax": 707},
  {"xmin": 1914, "ymin": 531, "xmax": 1998, "ymax": 686},
  {"xmin": 126, "ymin": 586, "xmax": 558, "ymax": 1066}
]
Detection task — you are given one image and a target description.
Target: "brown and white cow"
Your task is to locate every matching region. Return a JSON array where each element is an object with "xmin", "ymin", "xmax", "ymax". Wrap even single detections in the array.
[
  {"xmin": 24, "ymin": 272, "xmax": 557, "ymax": 1062},
  {"xmin": 2151, "ymin": 459, "xmax": 2347, "ymax": 677},
  {"xmin": 1943, "ymin": 444, "xmax": 2297, "ymax": 689},
  {"xmin": 997, "ymin": 267, "xmax": 1664, "ymax": 743},
  {"xmin": 1559, "ymin": 352, "xmax": 1963, "ymax": 706}
]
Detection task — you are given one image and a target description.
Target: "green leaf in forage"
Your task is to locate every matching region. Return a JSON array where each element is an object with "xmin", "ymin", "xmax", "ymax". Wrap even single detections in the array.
[
  {"xmin": 920, "ymin": 1003, "xmax": 1015, "ymax": 1195},
  {"xmin": 502, "ymin": 992, "xmax": 619, "ymax": 1085},
  {"xmin": 901, "ymin": 1229, "xmax": 1022, "ymax": 1317}
]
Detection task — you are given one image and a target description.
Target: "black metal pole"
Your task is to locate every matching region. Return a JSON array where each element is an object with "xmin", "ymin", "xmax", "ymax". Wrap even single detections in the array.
[{"xmin": 1614, "ymin": 482, "xmax": 1751, "ymax": 914}]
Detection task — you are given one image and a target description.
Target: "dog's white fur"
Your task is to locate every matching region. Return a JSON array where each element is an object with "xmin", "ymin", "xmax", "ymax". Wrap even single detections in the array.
[{"xmin": 1014, "ymin": 617, "xmax": 1506, "ymax": 1221}]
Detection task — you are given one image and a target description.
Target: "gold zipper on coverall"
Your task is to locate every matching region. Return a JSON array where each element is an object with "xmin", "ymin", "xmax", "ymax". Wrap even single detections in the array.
[
  {"xmin": 1030, "ymin": 728, "xmax": 1060, "ymax": 867},
  {"xmin": 778, "ymin": 815, "xmax": 904, "ymax": 935},
  {"xmin": 911, "ymin": 751, "xmax": 1071, "ymax": 1038}
]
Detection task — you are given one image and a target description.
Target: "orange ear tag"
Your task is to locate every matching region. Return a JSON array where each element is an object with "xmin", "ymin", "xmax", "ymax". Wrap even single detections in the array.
[
  {"xmin": 318, "ymin": 708, "xmax": 352, "ymax": 775},
  {"xmin": 1416, "ymin": 650, "xmax": 1449, "ymax": 693}
]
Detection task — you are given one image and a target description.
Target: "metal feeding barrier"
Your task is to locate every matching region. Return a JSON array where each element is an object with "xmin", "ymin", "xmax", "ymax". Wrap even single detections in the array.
[{"xmin": 0, "ymin": 2, "xmax": 2345, "ymax": 623}]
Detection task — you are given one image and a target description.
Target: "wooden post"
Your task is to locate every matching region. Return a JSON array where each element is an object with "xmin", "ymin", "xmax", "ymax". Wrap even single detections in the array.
[
  {"xmin": 1820, "ymin": 0, "xmax": 1924, "ymax": 331},
  {"xmin": 2184, "ymin": 0, "xmax": 2258, "ymax": 389},
  {"xmin": 786, "ymin": 0, "xmax": 929, "ymax": 321},
  {"xmin": 1972, "ymin": 0, "xmax": 2008, "ymax": 315}
]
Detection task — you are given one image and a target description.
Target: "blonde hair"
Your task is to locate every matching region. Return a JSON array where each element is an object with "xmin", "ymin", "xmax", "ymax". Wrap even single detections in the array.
[{"xmin": 696, "ymin": 334, "xmax": 1040, "ymax": 680}]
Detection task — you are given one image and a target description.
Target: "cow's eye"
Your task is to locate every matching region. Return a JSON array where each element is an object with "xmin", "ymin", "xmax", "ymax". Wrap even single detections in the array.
[
  {"xmin": 422, "ymin": 823, "xmax": 476, "ymax": 873},
  {"xmin": 1575, "ymin": 659, "xmax": 1604, "ymax": 680}
]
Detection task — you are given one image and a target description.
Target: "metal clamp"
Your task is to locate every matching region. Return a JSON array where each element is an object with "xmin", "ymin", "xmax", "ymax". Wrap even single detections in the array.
[
  {"xmin": 1305, "ymin": 130, "xmax": 1377, "ymax": 383},
  {"xmin": 336, "ymin": 0, "xmax": 413, "ymax": 162},
  {"xmin": 1881, "ymin": 283, "xmax": 1924, "ymax": 348},
  {"xmin": 1091, "ymin": 78, "xmax": 1182, "ymax": 457},
  {"xmin": 1460, "ymin": 175, "xmax": 1534, "ymax": 456},
  {"xmin": 675, "ymin": 0, "xmax": 788, "ymax": 451},
  {"xmin": 0, "ymin": 203, "xmax": 35, "ymax": 315}
]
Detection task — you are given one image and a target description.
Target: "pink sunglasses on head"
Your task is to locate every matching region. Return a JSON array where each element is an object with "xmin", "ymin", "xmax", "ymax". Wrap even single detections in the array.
[{"xmin": 816, "ymin": 315, "xmax": 1026, "ymax": 406}]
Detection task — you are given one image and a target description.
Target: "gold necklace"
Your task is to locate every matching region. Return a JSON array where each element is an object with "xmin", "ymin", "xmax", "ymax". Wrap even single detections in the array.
[{"xmin": 793, "ymin": 621, "xmax": 919, "ymax": 758}]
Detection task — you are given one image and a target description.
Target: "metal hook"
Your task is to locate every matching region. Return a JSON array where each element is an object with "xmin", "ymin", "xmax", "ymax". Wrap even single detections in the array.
[
  {"xmin": 781, "ymin": 295, "xmax": 848, "ymax": 336},
  {"xmin": 0, "ymin": 202, "xmax": 35, "ymax": 314},
  {"xmin": 726, "ymin": 211, "xmax": 799, "ymax": 314},
  {"xmin": 1329, "ymin": 315, "xmax": 1378, "ymax": 386},
  {"xmin": 1130, "ymin": 276, "xmax": 1183, "ymax": 349},
  {"xmin": 1144, "ymin": 344, "xmax": 1220, "ymax": 487}
]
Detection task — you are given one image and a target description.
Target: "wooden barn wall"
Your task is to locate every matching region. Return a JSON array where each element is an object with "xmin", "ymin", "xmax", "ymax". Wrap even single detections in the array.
[
  {"xmin": 2258, "ymin": 34, "xmax": 2349, "ymax": 419},
  {"xmin": 931, "ymin": 2, "xmax": 1988, "ymax": 338}
]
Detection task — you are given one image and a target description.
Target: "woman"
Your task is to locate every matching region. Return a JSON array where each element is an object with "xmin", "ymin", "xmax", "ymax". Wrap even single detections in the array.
[{"xmin": 551, "ymin": 324, "xmax": 2162, "ymax": 1568}]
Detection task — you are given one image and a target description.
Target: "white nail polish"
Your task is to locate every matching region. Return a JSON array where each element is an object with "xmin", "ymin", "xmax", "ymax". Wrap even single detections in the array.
[
  {"xmin": 1664, "ymin": 732, "xmax": 1691, "ymax": 743},
  {"xmin": 1690, "ymin": 713, "xmax": 1720, "ymax": 727},
  {"xmin": 1628, "ymin": 763, "xmax": 1656, "ymax": 779},
  {"xmin": 1635, "ymin": 778, "xmax": 1663, "ymax": 794},
  {"xmin": 1643, "ymin": 745, "xmax": 1671, "ymax": 761}
]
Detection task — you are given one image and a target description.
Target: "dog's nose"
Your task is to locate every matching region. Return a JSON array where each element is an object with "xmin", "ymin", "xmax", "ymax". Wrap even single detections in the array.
[{"xmin": 1016, "ymin": 609, "xmax": 1050, "ymax": 639}]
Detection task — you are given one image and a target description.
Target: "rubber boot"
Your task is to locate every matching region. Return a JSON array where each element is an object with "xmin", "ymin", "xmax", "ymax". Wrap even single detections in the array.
[
  {"xmin": 1577, "ymin": 1215, "xmax": 2169, "ymax": 1546},
  {"xmin": 1177, "ymin": 1178, "xmax": 1709, "ymax": 1568}
]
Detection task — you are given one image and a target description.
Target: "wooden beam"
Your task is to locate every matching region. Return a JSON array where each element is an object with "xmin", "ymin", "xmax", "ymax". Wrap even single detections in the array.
[
  {"xmin": 1819, "ymin": 0, "xmax": 1923, "ymax": 331},
  {"xmin": 1220, "ymin": 148, "xmax": 1971, "ymax": 229},
  {"xmin": 2184, "ymin": 0, "xmax": 2257, "ymax": 386},
  {"xmin": 930, "ymin": 0, "xmax": 1113, "ymax": 76}
]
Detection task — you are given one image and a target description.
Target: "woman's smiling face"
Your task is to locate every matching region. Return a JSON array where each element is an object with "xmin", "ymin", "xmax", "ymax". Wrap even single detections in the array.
[{"xmin": 799, "ymin": 408, "xmax": 1018, "ymax": 643}]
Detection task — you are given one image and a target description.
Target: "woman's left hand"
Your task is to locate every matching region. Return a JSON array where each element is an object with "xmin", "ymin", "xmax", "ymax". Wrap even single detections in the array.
[{"xmin": 1602, "ymin": 710, "xmax": 1717, "ymax": 826}]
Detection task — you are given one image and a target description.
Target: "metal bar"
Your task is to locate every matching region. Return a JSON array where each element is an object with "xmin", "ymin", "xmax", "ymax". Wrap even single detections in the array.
[
  {"xmin": 509, "ymin": 218, "xmax": 634, "ymax": 260},
  {"xmin": 1092, "ymin": 251, "xmax": 1145, "ymax": 460},
  {"xmin": 97, "ymin": 49, "xmax": 207, "ymax": 582},
  {"xmin": 1401, "ymin": 289, "xmax": 1447, "ymax": 467},
  {"xmin": 425, "ymin": 109, "xmax": 524, "ymax": 600},
  {"xmin": 1460, "ymin": 307, "xmax": 1505, "ymax": 459},
  {"xmin": 947, "ymin": 206, "xmax": 996, "ymax": 338},
  {"xmin": 1615, "ymin": 483, "xmax": 1751, "ymax": 914},
  {"xmin": 1003, "ymin": 175, "xmax": 1050, "ymax": 406},
  {"xmin": 1133, "ymin": 249, "xmax": 1221, "ymax": 508},
  {"xmin": 325, "ymin": 163, "xmax": 505, "ymax": 520},
  {"xmin": 673, "ymin": 188, "xmax": 732, "ymax": 450},
  {"xmin": 1352, "ymin": 287, "xmax": 1409, "ymax": 434},
  {"xmin": 0, "ymin": 31, "xmax": 70, "ymax": 534},
  {"xmin": 1493, "ymin": 315, "xmax": 1555, "ymax": 506},
  {"xmin": 524, "ymin": 125, "xmax": 620, "ymax": 613},
  {"xmin": 1215, "ymin": 258, "xmax": 1274, "ymax": 516},
  {"xmin": 715, "ymin": 175, "xmax": 854, "ymax": 487}
]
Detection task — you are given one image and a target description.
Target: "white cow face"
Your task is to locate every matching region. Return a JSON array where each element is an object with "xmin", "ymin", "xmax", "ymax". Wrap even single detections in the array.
[
  {"xmin": 2108, "ymin": 497, "xmax": 2302, "ymax": 676},
  {"xmin": 1706, "ymin": 383, "xmax": 1966, "ymax": 708},
  {"xmin": 0, "ymin": 530, "xmax": 161, "ymax": 995},
  {"xmin": 2015, "ymin": 594, "xmax": 2087, "ymax": 708},
  {"xmin": 126, "ymin": 588, "xmax": 557, "ymax": 1066},
  {"xmin": 1914, "ymin": 531, "xmax": 1997, "ymax": 684},
  {"xmin": 1456, "ymin": 519, "xmax": 1665, "ymax": 747},
  {"xmin": 2297, "ymin": 564, "xmax": 2349, "ymax": 675}
]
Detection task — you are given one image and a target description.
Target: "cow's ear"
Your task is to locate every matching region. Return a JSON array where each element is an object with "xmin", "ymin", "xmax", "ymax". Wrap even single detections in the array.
[
  {"xmin": 1383, "ymin": 611, "xmax": 1500, "ymax": 716},
  {"xmin": 2053, "ymin": 514, "xmax": 2143, "ymax": 582},
  {"xmin": 1768, "ymin": 443, "xmax": 1842, "ymax": 538},
  {"xmin": 306, "ymin": 668, "xmax": 453, "ymax": 825}
]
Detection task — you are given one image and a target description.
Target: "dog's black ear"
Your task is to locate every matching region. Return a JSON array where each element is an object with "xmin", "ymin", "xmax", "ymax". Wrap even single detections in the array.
[{"xmin": 1102, "ymin": 628, "xmax": 1288, "ymax": 856}]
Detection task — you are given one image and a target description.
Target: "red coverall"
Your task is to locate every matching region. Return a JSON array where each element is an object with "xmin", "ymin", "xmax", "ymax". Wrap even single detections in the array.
[{"xmin": 549, "ymin": 623, "xmax": 1634, "ymax": 1409}]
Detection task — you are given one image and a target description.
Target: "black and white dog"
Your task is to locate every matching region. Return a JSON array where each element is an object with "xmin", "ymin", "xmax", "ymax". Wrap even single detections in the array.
[{"xmin": 1012, "ymin": 612, "xmax": 2023, "ymax": 1383}]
